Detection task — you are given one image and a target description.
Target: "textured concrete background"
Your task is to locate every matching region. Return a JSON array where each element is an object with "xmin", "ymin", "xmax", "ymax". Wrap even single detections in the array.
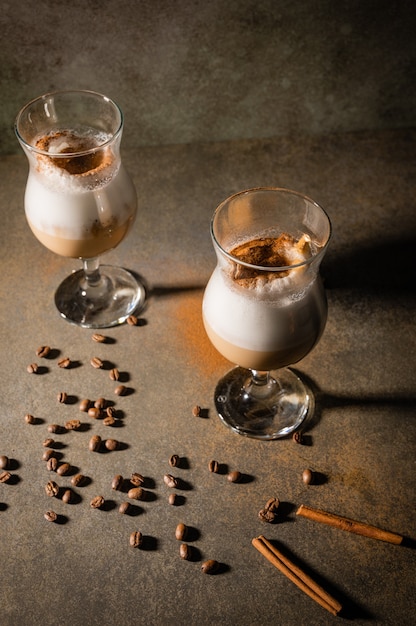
[{"xmin": 1, "ymin": 0, "xmax": 416, "ymax": 154}]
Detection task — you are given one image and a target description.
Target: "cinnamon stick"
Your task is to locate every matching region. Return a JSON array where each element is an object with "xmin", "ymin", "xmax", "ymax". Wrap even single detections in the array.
[
  {"xmin": 296, "ymin": 504, "xmax": 403, "ymax": 545},
  {"xmin": 252, "ymin": 535, "xmax": 342, "ymax": 616}
]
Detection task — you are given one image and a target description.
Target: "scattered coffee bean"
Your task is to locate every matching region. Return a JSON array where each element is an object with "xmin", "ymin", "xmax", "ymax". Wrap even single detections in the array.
[
  {"xmin": 57, "ymin": 462, "xmax": 71, "ymax": 476},
  {"xmin": 94, "ymin": 397, "xmax": 106, "ymax": 409},
  {"xmin": 46, "ymin": 457, "xmax": 58, "ymax": 472},
  {"xmin": 106, "ymin": 406, "xmax": 116, "ymax": 418},
  {"xmin": 43, "ymin": 438, "xmax": 55, "ymax": 447},
  {"xmin": 302, "ymin": 468, "xmax": 314, "ymax": 485},
  {"xmin": 105, "ymin": 438, "xmax": 118, "ymax": 451},
  {"xmin": 92, "ymin": 333, "xmax": 107, "ymax": 343},
  {"xmin": 109, "ymin": 368, "xmax": 120, "ymax": 381},
  {"xmin": 57, "ymin": 392, "xmax": 68, "ymax": 404},
  {"xmin": 111, "ymin": 474, "xmax": 124, "ymax": 491},
  {"xmin": 0, "ymin": 471, "xmax": 11, "ymax": 483},
  {"xmin": 208, "ymin": 459, "xmax": 219, "ymax": 473},
  {"xmin": 58, "ymin": 357, "xmax": 71, "ymax": 369},
  {"xmin": 88, "ymin": 435, "xmax": 102, "ymax": 452},
  {"xmin": 90, "ymin": 357, "xmax": 103, "ymax": 369},
  {"xmin": 88, "ymin": 407, "xmax": 101, "ymax": 419},
  {"xmin": 169, "ymin": 454, "xmax": 180, "ymax": 468},
  {"xmin": 71, "ymin": 474, "xmax": 87, "ymax": 487},
  {"xmin": 175, "ymin": 523, "xmax": 188, "ymax": 541},
  {"xmin": 42, "ymin": 449, "xmax": 56, "ymax": 462},
  {"xmin": 179, "ymin": 543, "xmax": 192, "ymax": 560},
  {"xmin": 79, "ymin": 399, "xmax": 91, "ymax": 412},
  {"xmin": 90, "ymin": 495, "xmax": 105, "ymax": 509},
  {"xmin": 130, "ymin": 473, "xmax": 144, "ymax": 487},
  {"xmin": 127, "ymin": 487, "xmax": 145, "ymax": 500},
  {"xmin": 45, "ymin": 481, "xmax": 59, "ymax": 497},
  {"xmin": 114, "ymin": 384, "xmax": 126, "ymax": 396},
  {"xmin": 65, "ymin": 419, "xmax": 81, "ymax": 431},
  {"xmin": 0, "ymin": 455, "xmax": 9, "ymax": 470},
  {"xmin": 292, "ymin": 430, "xmax": 304, "ymax": 444},
  {"xmin": 103, "ymin": 415, "xmax": 116, "ymax": 427},
  {"xmin": 163, "ymin": 474, "xmax": 178, "ymax": 488},
  {"xmin": 27, "ymin": 363, "xmax": 39, "ymax": 374},
  {"xmin": 192, "ymin": 405, "xmax": 201, "ymax": 417},
  {"xmin": 258, "ymin": 508, "xmax": 276, "ymax": 523},
  {"xmin": 129, "ymin": 531, "xmax": 143, "ymax": 548},
  {"xmin": 126, "ymin": 315, "xmax": 138, "ymax": 326},
  {"xmin": 227, "ymin": 470, "xmax": 241, "ymax": 483},
  {"xmin": 36, "ymin": 346, "xmax": 51, "ymax": 358},
  {"xmin": 48, "ymin": 424, "xmax": 65, "ymax": 434},
  {"xmin": 201, "ymin": 559, "xmax": 219, "ymax": 574},
  {"xmin": 25, "ymin": 413, "xmax": 36, "ymax": 425},
  {"xmin": 168, "ymin": 493, "xmax": 178, "ymax": 506},
  {"xmin": 44, "ymin": 510, "xmax": 57, "ymax": 522},
  {"xmin": 62, "ymin": 489, "xmax": 73, "ymax": 504},
  {"xmin": 264, "ymin": 497, "xmax": 280, "ymax": 513},
  {"xmin": 119, "ymin": 501, "xmax": 130, "ymax": 515}
]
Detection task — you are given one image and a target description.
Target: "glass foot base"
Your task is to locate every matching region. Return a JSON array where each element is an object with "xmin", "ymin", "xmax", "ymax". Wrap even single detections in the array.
[
  {"xmin": 55, "ymin": 265, "xmax": 146, "ymax": 328},
  {"xmin": 214, "ymin": 367, "xmax": 313, "ymax": 440}
]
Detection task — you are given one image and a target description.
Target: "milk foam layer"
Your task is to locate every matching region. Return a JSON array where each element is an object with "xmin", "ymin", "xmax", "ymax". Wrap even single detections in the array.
[
  {"xmin": 24, "ymin": 128, "xmax": 137, "ymax": 258},
  {"xmin": 203, "ymin": 235, "xmax": 327, "ymax": 370}
]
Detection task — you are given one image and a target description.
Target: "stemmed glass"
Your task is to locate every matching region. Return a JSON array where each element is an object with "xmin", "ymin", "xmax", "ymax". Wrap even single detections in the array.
[
  {"xmin": 202, "ymin": 187, "xmax": 331, "ymax": 439},
  {"xmin": 15, "ymin": 90, "xmax": 146, "ymax": 328}
]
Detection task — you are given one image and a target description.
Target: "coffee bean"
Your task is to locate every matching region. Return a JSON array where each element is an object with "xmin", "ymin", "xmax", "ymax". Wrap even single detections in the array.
[
  {"xmin": 42, "ymin": 449, "xmax": 56, "ymax": 461},
  {"xmin": 169, "ymin": 454, "xmax": 180, "ymax": 468},
  {"xmin": 201, "ymin": 559, "xmax": 219, "ymax": 574},
  {"xmin": 129, "ymin": 531, "xmax": 143, "ymax": 548},
  {"xmin": 0, "ymin": 471, "xmax": 11, "ymax": 483},
  {"xmin": 90, "ymin": 495, "xmax": 105, "ymax": 509},
  {"xmin": 57, "ymin": 357, "xmax": 71, "ymax": 369},
  {"xmin": 94, "ymin": 397, "xmax": 106, "ymax": 409},
  {"xmin": 127, "ymin": 487, "xmax": 145, "ymax": 501},
  {"xmin": 168, "ymin": 493, "xmax": 178, "ymax": 506},
  {"xmin": 292, "ymin": 431, "xmax": 304, "ymax": 444},
  {"xmin": 62, "ymin": 488, "xmax": 73, "ymax": 503},
  {"xmin": 192, "ymin": 405, "xmax": 201, "ymax": 417},
  {"xmin": 179, "ymin": 543, "xmax": 192, "ymax": 560},
  {"xmin": 119, "ymin": 501, "xmax": 130, "ymax": 515},
  {"xmin": 25, "ymin": 413, "xmax": 36, "ymax": 424},
  {"xmin": 105, "ymin": 438, "xmax": 118, "ymax": 451},
  {"xmin": 163, "ymin": 474, "xmax": 178, "ymax": 488},
  {"xmin": 106, "ymin": 406, "xmax": 116, "ymax": 417},
  {"xmin": 44, "ymin": 510, "xmax": 57, "ymax": 522},
  {"xmin": 48, "ymin": 424, "xmax": 65, "ymax": 434},
  {"xmin": 92, "ymin": 333, "xmax": 106, "ymax": 343},
  {"xmin": 111, "ymin": 475, "xmax": 124, "ymax": 491},
  {"xmin": 65, "ymin": 419, "xmax": 81, "ymax": 431},
  {"xmin": 208, "ymin": 459, "xmax": 219, "ymax": 473},
  {"xmin": 45, "ymin": 481, "xmax": 59, "ymax": 497},
  {"xmin": 264, "ymin": 497, "xmax": 280, "ymax": 513},
  {"xmin": 114, "ymin": 385, "xmax": 126, "ymax": 396},
  {"xmin": 46, "ymin": 457, "xmax": 58, "ymax": 472},
  {"xmin": 0, "ymin": 455, "xmax": 9, "ymax": 470},
  {"xmin": 88, "ymin": 407, "xmax": 101, "ymax": 419},
  {"xmin": 27, "ymin": 363, "xmax": 39, "ymax": 374},
  {"xmin": 302, "ymin": 469, "xmax": 314, "ymax": 485},
  {"xmin": 36, "ymin": 346, "xmax": 51, "ymax": 358},
  {"xmin": 90, "ymin": 357, "xmax": 103, "ymax": 369},
  {"xmin": 88, "ymin": 435, "xmax": 102, "ymax": 452},
  {"xmin": 227, "ymin": 470, "xmax": 241, "ymax": 483},
  {"xmin": 175, "ymin": 523, "xmax": 187, "ymax": 541},
  {"xmin": 126, "ymin": 315, "xmax": 138, "ymax": 326},
  {"xmin": 57, "ymin": 462, "xmax": 71, "ymax": 476},
  {"xmin": 57, "ymin": 392, "xmax": 68, "ymax": 404},
  {"xmin": 71, "ymin": 474, "xmax": 87, "ymax": 487},
  {"xmin": 79, "ymin": 399, "xmax": 91, "ymax": 412},
  {"xmin": 43, "ymin": 438, "xmax": 55, "ymax": 447},
  {"xmin": 103, "ymin": 415, "xmax": 115, "ymax": 427},
  {"xmin": 130, "ymin": 473, "xmax": 144, "ymax": 487},
  {"xmin": 258, "ymin": 508, "xmax": 276, "ymax": 523},
  {"xmin": 109, "ymin": 368, "xmax": 120, "ymax": 381}
]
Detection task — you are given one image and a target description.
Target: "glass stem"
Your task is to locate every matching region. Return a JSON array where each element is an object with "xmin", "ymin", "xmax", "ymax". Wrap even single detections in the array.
[
  {"xmin": 251, "ymin": 370, "xmax": 270, "ymax": 387},
  {"xmin": 82, "ymin": 257, "xmax": 102, "ymax": 289}
]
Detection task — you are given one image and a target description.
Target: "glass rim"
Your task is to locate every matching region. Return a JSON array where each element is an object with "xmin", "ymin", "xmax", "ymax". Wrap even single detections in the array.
[
  {"xmin": 14, "ymin": 89, "xmax": 124, "ymax": 158},
  {"xmin": 210, "ymin": 186, "xmax": 332, "ymax": 273}
]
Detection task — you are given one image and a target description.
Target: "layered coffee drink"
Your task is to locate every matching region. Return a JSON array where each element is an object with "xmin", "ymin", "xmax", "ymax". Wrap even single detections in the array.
[
  {"xmin": 203, "ymin": 232, "xmax": 327, "ymax": 371},
  {"xmin": 25, "ymin": 128, "xmax": 136, "ymax": 259}
]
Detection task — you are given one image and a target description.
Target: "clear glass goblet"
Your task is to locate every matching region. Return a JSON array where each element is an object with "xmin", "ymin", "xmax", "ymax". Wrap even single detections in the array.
[
  {"xmin": 15, "ymin": 90, "xmax": 146, "ymax": 328},
  {"xmin": 202, "ymin": 187, "xmax": 331, "ymax": 439}
]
